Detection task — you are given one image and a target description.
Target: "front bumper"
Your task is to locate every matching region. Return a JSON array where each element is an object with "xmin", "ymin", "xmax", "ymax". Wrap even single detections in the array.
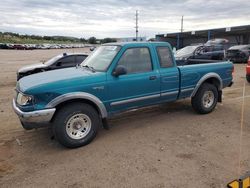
[{"xmin": 12, "ymin": 99, "xmax": 56, "ymax": 123}]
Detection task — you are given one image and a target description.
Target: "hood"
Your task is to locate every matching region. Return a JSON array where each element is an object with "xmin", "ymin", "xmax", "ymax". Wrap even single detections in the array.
[
  {"xmin": 18, "ymin": 67, "xmax": 106, "ymax": 93},
  {"xmin": 18, "ymin": 63, "xmax": 47, "ymax": 73}
]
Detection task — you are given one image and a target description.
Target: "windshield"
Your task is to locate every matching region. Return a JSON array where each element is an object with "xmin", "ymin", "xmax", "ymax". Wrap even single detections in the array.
[
  {"xmin": 44, "ymin": 54, "xmax": 63, "ymax": 65},
  {"xmin": 81, "ymin": 46, "xmax": 121, "ymax": 71},
  {"xmin": 175, "ymin": 46, "xmax": 200, "ymax": 57}
]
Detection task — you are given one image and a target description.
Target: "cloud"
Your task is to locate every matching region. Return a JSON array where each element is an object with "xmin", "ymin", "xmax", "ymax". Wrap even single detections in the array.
[{"xmin": 0, "ymin": 0, "xmax": 249, "ymax": 38}]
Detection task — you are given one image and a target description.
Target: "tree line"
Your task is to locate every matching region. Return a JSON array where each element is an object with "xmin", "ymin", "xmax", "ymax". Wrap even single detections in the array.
[{"xmin": 0, "ymin": 32, "xmax": 117, "ymax": 44}]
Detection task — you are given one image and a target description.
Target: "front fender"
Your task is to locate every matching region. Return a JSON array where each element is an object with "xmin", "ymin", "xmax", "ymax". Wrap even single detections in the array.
[{"xmin": 46, "ymin": 92, "xmax": 108, "ymax": 118}]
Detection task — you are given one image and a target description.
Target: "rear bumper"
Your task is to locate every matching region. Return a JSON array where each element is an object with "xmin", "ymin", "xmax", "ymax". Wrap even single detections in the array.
[{"xmin": 12, "ymin": 99, "xmax": 56, "ymax": 123}]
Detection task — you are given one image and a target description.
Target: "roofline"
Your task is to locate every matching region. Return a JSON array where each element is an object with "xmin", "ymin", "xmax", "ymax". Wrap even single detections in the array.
[
  {"xmin": 62, "ymin": 52, "xmax": 88, "ymax": 55},
  {"xmin": 156, "ymin": 24, "xmax": 250, "ymax": 36},
  {"xmin": 102, "ymin": 41, "xmax": 169, "ymax": 46}
]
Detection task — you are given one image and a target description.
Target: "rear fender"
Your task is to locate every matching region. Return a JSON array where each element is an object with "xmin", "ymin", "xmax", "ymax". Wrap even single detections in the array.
[{"xmin": 191, "ymin": 73, "xmax": 223, "ymax": 97}]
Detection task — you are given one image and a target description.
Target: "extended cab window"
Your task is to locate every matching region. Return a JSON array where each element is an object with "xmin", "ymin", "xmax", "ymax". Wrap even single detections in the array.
[
  {"xmin": 117, "ymin": 47, "xmax": 152, "ymax": 74},
  {"xmin": 157, "ymin": 47, "xmax": 174, "ymax": 68}
]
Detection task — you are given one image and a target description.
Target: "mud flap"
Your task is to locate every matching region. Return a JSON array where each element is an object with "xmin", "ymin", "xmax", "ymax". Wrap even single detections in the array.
[
  {"xmin": 102, "ymin": 118, "xmax": 110, "ymax": 130},
  {"xmin": 218, "ymin": 90, "xmax": 222, "ymax": 103}
]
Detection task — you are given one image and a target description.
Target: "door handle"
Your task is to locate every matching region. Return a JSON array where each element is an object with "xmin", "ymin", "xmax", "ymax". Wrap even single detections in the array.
[{"xmin": 149, "ymin": 76, "xmax": 157, "ymax": 80}]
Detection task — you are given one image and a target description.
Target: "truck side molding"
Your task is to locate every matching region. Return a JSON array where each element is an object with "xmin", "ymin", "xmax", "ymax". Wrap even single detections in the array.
[
  {"xmin": 191, "ymin": 72, "xmax": 223, "ymax": 97},
  {"xmin": 46, "ymin": 92, "xmax": 108, "ymax": 118}
]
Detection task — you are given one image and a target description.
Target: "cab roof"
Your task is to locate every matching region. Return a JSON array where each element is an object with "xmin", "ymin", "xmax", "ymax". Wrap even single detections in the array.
[{"xmin": 102, "ymin": 41, "xmax": 171, "ymax": 47}]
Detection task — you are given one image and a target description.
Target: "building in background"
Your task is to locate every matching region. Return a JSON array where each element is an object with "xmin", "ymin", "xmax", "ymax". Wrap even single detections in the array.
[
  {"xmin": 116, "ymin": 37, "xmax": 146, "ymax": 42},
  {"xmin": 156, "ymin": 25, "xmax": 250, "ymax": 49}
]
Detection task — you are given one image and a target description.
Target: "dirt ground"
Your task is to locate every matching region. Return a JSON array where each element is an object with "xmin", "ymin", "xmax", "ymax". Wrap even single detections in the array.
[{"xmin": 0, "ymin": 49, "xmax": 249, "ymax": 188}]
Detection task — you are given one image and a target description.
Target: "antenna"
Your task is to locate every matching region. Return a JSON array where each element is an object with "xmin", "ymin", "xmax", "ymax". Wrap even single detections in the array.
[
  {"xmin": 181, "ymin": 15, "xmax": 184, "ymax": 33},
  {"xmin": 135, "ymin": 10, "xmax": 139, "ymax": 41}
]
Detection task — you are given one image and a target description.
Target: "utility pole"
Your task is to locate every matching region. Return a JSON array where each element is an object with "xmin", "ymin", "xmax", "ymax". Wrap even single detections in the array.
[
  {"xmin": 135, "ymin": 10, "xmax": 139, "ymax": 41},
  {"xmin": 181, "ymin": 15, "xmax": 184, "ymax": 33}
]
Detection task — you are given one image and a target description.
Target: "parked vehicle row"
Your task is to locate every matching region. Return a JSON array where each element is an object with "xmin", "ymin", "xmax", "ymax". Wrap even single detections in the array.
[
  {"xmin": 12, "ymin": 42, "xmax": 234, "ymax": 148},
  {"xmin": 175, "ymin": 38, "xmax": 250, "ymax": 65},
  {"xmin": 0, "ymin": 43, "xmax": 88, "ymax": 50},
  {"xmin": 175, "ymin": 39, "xmax": 229, "ymax": 65}
]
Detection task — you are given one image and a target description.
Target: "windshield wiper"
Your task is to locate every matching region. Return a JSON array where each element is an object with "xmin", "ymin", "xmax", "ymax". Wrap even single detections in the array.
[{"xmin": 81, "ymin": 65, "xmax": 96, "ymax": 73}]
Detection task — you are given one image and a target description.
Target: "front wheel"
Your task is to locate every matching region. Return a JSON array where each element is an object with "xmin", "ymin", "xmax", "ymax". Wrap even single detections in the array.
[
  {"xmin": 53, "ymin": 103, "xmax": 101, "ymax": 148},
  {"xmin": 191, "ymin": 83, "xmax": 218, "ymax": 114}
]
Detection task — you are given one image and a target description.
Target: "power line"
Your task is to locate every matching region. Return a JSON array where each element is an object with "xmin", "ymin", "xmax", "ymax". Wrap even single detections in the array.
[
  {"xmin": 135, "ymin": 10, "xmax": 139, "ymax": 41},
  {"xmin": 181, "ymin": 15, "xmax": 184, "ymax": 33},
  {"xmin": 181, "ymin": 16, "xmax": 184, "ymax": 33}
]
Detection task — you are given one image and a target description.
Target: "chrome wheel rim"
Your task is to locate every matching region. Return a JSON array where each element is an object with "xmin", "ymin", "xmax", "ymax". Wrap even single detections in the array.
[
  {"xmin": 202, "ymin": 91, "xmax": 215, "ymax": 109},
  {"xmin": 66, "ymin": 114, "xmax": 91, "ymax": 140}
]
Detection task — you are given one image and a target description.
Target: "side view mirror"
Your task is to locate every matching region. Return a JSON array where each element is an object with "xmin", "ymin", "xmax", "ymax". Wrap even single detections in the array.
[
  {"xmin": 112, "ymin": 65, "xmax": 127, "ymax": 77},
  {"xmin": 90, "ymin": 47, "xmax": 95, "ymax": 51}
]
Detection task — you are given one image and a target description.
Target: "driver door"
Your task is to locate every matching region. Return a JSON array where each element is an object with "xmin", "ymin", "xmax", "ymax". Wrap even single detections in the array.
[{"xmin": 106, "ymin": 47, "xmax": 160, "ymax": 113}]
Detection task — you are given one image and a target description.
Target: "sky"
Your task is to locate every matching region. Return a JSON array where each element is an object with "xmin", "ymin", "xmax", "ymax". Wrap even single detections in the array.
[{"xmin": 0, "ymin": 0, "xmax": 250, "ymax": 39}]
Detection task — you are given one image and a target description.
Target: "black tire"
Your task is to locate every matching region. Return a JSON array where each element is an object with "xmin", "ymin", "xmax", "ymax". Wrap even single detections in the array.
[
  {"xmin": 246, "ymin": 75, "xmax": 250, "ymax": 83},
  {"xmin": 191, "ymin": 83, "xmax": 218, "ymax": 114},
  {"xmin": 53, "ymin": 103, "xmax": 101, "ymax": 148}
]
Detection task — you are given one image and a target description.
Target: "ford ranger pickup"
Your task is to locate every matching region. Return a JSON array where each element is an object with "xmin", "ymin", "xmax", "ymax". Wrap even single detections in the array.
[{"xmin": 13, "ymin": 42, "xmax": 234, "ymax": 148}]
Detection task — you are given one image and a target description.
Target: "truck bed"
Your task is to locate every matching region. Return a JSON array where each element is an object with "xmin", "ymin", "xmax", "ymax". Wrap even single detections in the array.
[
  {"xmin": 177, "ymin": 61, "xmax": 233, "ymax": 99},
  {"xmin": 176, "ymin": 59, "xmax": 226, "ymax": 66}
]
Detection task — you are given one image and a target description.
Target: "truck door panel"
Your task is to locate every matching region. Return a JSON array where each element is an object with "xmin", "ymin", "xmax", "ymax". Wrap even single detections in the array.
[
  {"xmin": 156, "ymin": 46, "xmax": 179, "ymax": 101},
  {"xmin": 107, "ymin": 47, "xmax": 160, "ymax": 113}
]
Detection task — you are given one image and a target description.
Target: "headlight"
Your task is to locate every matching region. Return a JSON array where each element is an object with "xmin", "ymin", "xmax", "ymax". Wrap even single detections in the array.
[{"xmin": 16, "ymin": 92, "xmax": 33, "ymax": 106}]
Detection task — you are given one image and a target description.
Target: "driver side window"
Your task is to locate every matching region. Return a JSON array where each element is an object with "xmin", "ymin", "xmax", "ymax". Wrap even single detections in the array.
[
  {"xmin": 56, "ymin": 56, "xmax": 76, "ymax": 67},
  {"xmin": 117, "ymin": 47, "xmax": 152, "ymax": 74}
]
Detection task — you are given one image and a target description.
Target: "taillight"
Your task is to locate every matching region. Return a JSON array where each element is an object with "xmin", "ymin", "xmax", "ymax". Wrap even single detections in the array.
[{"xmin": 232, "ymin": 66, "xmax": 234, "ymax": 78}]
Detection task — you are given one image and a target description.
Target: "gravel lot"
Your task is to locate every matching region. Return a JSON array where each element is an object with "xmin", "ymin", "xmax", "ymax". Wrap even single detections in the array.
[{"xmin": 0, "ymin": 49, "xmax": 249, "ymax": 188}]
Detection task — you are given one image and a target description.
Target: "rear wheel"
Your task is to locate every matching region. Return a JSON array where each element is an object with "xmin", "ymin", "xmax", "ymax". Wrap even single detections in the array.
[
  {"xmin": 191, "ymin": 83, "xmax": 218, "ymax": 114},
  {"xmin": 246, "ymin": 75, "xmax": 250, "ymax": 83},
  {"xmin": 53, "ymin": 103, "xmax": 101, "ymax": 148}
]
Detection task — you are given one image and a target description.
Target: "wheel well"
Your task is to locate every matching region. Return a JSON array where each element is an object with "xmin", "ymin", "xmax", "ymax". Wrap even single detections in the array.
[
  {"xmin": 203, "ymin": 77, "xmax": 221, "ymax": 91},
  {"xmin": 202, "ymin": 77, "xmax": 222, "ymax": 102},
  {"xmin": 51, "ymin": 99, "xmax": 101, "ymax": 122}
]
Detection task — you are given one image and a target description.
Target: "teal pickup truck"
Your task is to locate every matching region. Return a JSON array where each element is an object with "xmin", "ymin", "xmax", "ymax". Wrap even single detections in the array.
[{"xmin": 13, "ymin": 42, "xmax": 234, "ymax": 148}]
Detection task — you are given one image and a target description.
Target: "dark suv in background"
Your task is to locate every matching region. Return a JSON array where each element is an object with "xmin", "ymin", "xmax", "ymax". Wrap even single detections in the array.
[
  {"xmin": 226, "ymin": 45, "xmax": 250, "ymax": 63},
  {"xmin": 17, "ymin": 53, "xmax": 88, "ymax": 80}
]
